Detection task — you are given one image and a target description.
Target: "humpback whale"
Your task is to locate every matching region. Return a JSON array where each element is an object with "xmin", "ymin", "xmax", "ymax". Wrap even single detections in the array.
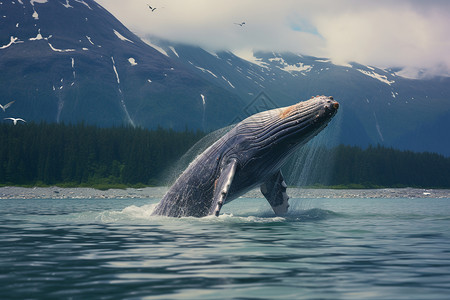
[{"xmin": 153, "ymin": 95, "xmax": 339, "ymax": 217}]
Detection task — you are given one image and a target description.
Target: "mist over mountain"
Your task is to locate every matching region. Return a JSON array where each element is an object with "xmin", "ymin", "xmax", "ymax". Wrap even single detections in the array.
[{"xmin": 1, "ymin": 0, "xmax": 449, "ymax": 156}]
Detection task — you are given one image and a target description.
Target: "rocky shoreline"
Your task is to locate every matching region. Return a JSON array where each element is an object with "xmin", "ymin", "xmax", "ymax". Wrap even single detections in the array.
[{"xmin": 0, "ymin": 186, "xmax": 449, "ymax": 200}]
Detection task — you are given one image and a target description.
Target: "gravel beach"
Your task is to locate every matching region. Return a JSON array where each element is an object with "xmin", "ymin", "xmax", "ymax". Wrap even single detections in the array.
[{"xmin": 0, "ymin": 186, "xmax": 449, "ymax": 200}]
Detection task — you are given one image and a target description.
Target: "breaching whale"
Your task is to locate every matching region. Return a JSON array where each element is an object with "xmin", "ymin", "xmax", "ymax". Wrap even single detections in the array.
[{"xmin": 153, "ymin": 95, "xmax": 339, "ymax": 217}]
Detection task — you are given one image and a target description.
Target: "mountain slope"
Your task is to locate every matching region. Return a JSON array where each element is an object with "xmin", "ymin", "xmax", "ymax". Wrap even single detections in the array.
[
  {"xmin": 0, "ymin": 0, "xmax": 244, "ymax": 130},
  {"xmin": 148, "ymin": 39, "xmax": 450, "ymax": 155}
]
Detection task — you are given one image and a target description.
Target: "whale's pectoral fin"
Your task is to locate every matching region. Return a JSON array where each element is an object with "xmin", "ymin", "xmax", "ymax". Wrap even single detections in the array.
[
  {"xmin": 260, "ymin": 171, "xmax": 290, "ymax": 216},
  {"xmin": 210, "ymin": 159, "xmax": 238, "ymax": 217}
]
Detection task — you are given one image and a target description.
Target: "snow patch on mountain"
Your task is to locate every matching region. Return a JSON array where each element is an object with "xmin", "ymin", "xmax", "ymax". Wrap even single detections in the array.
[
  {"xmin": 48, "ymin": 41, "xmax": 75, "ymax": 52},
  {"xmin": 357, "ymin": 69, "xmax": 395, "ymax": 85},
  {"xmin": 222, "ymin": 76, "xmax": 235, "ymax": 88},
  {"xmin": 61, "ymin": 0, "xmax": 72, "ymax": 8},
  {"xmin": 0, "ymin": 36, "xmax": 21, "ymax": 49},
  {"xmin": 30, "ymin": 0, "xmax": 48, "ymax": 6},
  {"xmin": 32, "ymin": 9, "xmax": 39, "ymax": 19},
  {"xmin": 142, "ymin": 38, "xmax": 168, "ymax": 57},
  {"xmin": 282, "ymin": 63, "xmax": 312, "ymax": 74},
  {"xmin": 205, "ymin": 50, "xmax": 220, "ymax": 59},
  {"xmin": 169, "ymin": 46, "xmax": 179, "ymax": 58},
  {"xmin": 73, "ymin": 0, "xmax": 92, "ymax": 10},
  {"xmin": 111, "ymin": 56, "xmax": 120, "ymax": 84},
  {"xmin": 315, "ymin": 59, "xmax": 331, "ymax": 63},
  {"xmin": 86, "ymin": 35, "xmax": 95, "ymax": 45},
  {"xmin": 59, "ymin": 79, "xmax": 64, "ymax": 89},
  {"xmin": 71, "ymin": 57, "xmax": 76, "ymax": 79},
  {"xmin": 200, "ymin": 94, "xmax": 206, "ymax": 129},
  {"xmin": 268, "ymin": 57, "xmax": 312, "ymax": 74},
  {"xmin": 200, "ymin": 94, "xmax": 206, "ymax": 105},
  {"xmin": 233, "ymin": 49, "xmax": 270, "ymax": 69},
  {"xmin": 29, "ymin": 29, "xmax": 44, "ymax": 41},
  {"xmin": 128, "ymin": 57, "xmax": 137, "ymax": 66},
  {"xmin": 113, "ymin": 30, "xmax": 133, "ymax": 44},
  {"xmin": 247, "ymin": 69, "xmax": 266, "ymax": 81},
  {"xmin": 29, "ymin": 0, "xmax": 48, "ymax": 19},
  {"xmin": 190, "ymin": 63, "xmax": 218, "ymax": 78}
]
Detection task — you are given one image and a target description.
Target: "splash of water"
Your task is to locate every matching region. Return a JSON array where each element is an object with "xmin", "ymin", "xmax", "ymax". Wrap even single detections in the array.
[
  {"xmin": 284, "ymin": 108, "xmax": 343, "ymax": 187},
  {"xmin": 70, "ymin": 201, "xmax": 336, "ymax": 224},
  {"xmin": 160, "ymin": 125, "xmax": 234, "ymax": 185}
]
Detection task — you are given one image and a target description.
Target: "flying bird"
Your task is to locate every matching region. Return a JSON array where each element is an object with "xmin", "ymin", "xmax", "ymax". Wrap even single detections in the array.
[
  {"xmin": 4, "ymin": 117, "xmax": 26, "ymax": 125},
  {"xmin": 147, "ymin": 4, "xmax": 157, "ymax": 11},
  {"xmin": 0, "ymin": 100, "xmax": 15, "ymax": 112},
  {"xmin": 234, "ymin": 22, "xmax": 246, "ymax": 27}
]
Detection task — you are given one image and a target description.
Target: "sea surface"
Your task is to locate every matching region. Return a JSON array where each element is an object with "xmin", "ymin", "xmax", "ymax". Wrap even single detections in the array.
[{"xmin": 1, "ymin": 191, "xmax": 450, "ymax": 299}]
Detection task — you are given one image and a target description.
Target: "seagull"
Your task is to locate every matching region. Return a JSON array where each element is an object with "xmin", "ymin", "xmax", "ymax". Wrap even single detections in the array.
[
  {"xmin": 4, "ymin": 117, "xmax": 26, "ymax": 125},
  {"xmin": 234, "ymin": 22, "xmax": 246, "ymax": 27},
  {"xmin": 147, "ymin": 4, "xmax": 157, "ymax": 11},
  {"xmin": 0, "ymin": 100, "xmax": 15, "ymax": 112}
]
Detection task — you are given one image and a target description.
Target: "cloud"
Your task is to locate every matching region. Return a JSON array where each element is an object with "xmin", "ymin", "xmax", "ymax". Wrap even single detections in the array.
[
  {"xmin": 96, "ymin": 0, "xmax": 450, "ymax": 78},
  {"xmin": 313, "ymin": 1, "xmax": 450, "ymax": 78}
]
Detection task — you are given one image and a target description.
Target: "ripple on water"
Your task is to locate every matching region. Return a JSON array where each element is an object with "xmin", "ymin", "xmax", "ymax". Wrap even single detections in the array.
[{"xmin": 1, "ymin": 197, "xmax": 450, "ymax": 299}]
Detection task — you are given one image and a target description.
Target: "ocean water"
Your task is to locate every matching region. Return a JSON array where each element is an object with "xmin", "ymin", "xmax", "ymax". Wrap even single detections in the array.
[{"xmin": 1, "ymin": 194, "xmax": 450, "ymax": 299}]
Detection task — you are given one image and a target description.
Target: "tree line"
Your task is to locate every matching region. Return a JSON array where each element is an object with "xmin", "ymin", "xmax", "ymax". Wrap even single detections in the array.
[
  {"xmin": 330, "ymin": 144, "xmax": 450, "ymax": 188},
  {"xmin": 0, "ymin": 122, "xmax": 449, "ymax": 188},
  {"xmin": 284, "ymin": 144, "xmax": 450, "ymax": 188},
  {"xmin": 0, "ymin": 122, "xmax": 203, "ymax": 188}
]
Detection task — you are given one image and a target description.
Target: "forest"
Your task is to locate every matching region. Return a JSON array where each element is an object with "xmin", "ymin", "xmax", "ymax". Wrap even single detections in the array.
[{"xmin": 0, "ymin": 122, "xmax": 449, "ymax": 189}]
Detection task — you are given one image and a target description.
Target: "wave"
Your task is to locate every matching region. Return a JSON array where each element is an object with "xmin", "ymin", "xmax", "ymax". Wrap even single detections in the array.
[{"xmin": 66, "ymin": 203, "xmax": 339, "ymax": 225}]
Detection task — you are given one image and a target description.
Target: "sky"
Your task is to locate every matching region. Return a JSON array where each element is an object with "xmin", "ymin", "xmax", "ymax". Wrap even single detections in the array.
[{"xmin": 96, "ymin": 0, "xmax": 450, "ymax": 79}]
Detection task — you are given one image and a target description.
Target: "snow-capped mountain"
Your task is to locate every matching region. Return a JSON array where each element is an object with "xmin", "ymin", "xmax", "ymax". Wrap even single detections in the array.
[
  {"xmin": 0, "ymin": 0, "xmax": 244, "ymax": 130},
  {"xmin": 147, "ymin": 38, "xmax": 450, "ymax": 156}
]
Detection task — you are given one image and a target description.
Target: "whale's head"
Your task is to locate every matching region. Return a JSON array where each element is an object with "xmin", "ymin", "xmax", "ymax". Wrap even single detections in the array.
[
  {"xmin": 272, "ymin": 95, "xmax": 339, "ymax": 150},
  {"xmin": 277, "ymin": 95, "xmax": 339, "ymax": 137},
  {"xmin": 234, "ymin": 95, "xmax": 339, "ymax": 173}
]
